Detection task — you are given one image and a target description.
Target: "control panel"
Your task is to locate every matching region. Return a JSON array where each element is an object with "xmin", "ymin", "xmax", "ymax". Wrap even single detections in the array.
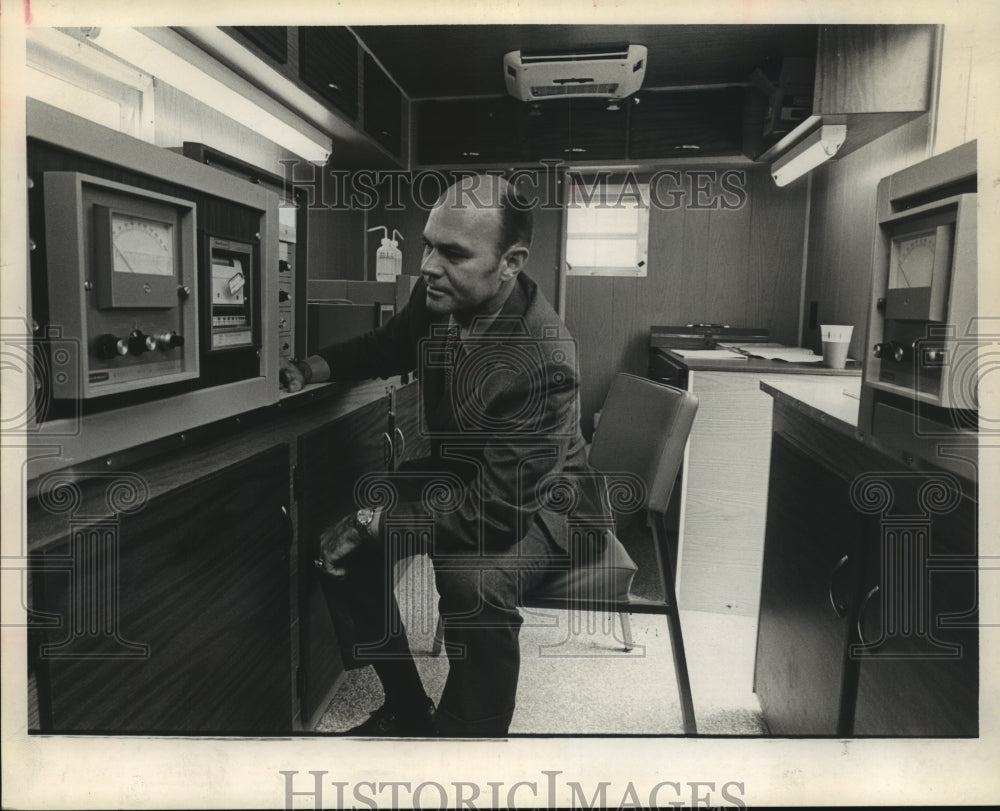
[{"xmin": 43, "ymin": 172, "xmax": 199, "ymax": 399}]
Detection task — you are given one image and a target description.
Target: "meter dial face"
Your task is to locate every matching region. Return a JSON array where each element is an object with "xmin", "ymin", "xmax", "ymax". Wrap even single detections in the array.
[
  {"xmin": 111, "ymin": 213, "xmax": 175, "ymax": 276},
  {"xmin": 890, "ymin": 232, "xmax": 935, "ymax": 289}
]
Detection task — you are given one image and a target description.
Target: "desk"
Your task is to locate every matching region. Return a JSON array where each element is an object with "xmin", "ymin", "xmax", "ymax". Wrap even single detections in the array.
[{"xmin": 671, "ymin": 360, "xmax": 859, "ymax": 617}]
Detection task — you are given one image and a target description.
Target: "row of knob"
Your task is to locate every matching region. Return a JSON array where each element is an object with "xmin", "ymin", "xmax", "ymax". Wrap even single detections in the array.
[
  {"xmin": 872, "ymin": 342, "xmax": 946, "ymax": 364},
  {"xmin": 96, "ymin": 330, "xmax": 184, "ymax": 360}
]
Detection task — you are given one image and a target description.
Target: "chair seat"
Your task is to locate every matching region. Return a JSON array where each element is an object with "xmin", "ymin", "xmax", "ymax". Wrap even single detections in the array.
[{"xmin": 528, "ymin": 535, "xmax": 639, "ymax": 605}]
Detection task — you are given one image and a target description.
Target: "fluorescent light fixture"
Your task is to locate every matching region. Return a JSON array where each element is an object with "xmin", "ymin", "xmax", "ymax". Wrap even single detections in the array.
[
  {"xmin": 84, "ymin": 27, "xmax": 332, "ymax": 164},
  {"xmin": 771, "ymin": 124, "xmax": 847, "ymax": 187}
]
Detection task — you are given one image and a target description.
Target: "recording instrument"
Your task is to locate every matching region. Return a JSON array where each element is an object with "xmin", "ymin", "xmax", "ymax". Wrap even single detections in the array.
[
  {"xmin": 43, "ymin": 173, "xmax": 200, "ymax": 399},
  {"xmin": 858, "ymin": 140, "xmax": 978, "ymax": 479}
]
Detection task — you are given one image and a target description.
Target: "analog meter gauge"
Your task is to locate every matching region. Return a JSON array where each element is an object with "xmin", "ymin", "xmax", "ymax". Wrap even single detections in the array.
[
  {"xmin": 94, "ymin": 204, "xmax": 182, "ymax": 309},
  {"xmin": 111, "ymin": 214, "xmax": 175, "ymax": 276},
  {"xmin": 889, "ymin": 232, "xmax": 936, "ymax": 290}
]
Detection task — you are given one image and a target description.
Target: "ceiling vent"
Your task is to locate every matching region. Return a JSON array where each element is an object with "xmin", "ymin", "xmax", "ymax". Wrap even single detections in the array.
[{"xmin": 503, "ymin": 44, "xmax": 647, "ymax": 102}]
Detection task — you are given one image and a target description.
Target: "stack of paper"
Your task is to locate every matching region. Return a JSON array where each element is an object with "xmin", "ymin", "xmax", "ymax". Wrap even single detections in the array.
[
  {"xmin": 718, "ymin": 343, "xmax": 824, "ymax": 363},
  {"xmin": 672, "ymin": 348, "xmax": 748, "ymax": 360}
]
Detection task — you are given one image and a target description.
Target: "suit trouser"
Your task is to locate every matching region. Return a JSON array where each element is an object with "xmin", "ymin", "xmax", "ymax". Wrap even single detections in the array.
[{"xmin": 321, "ymin": 518, "xmax": 565, "ymax": 736}]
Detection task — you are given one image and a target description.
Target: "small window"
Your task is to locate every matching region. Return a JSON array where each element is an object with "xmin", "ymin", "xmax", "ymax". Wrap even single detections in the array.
[{"xmin": 564, "ymin": 176, "xmax": 649, "ymax": 277}]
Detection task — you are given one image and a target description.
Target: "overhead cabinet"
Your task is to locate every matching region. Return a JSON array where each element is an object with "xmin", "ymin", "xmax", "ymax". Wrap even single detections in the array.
[
  {"xmin": 757, "ymin": 24, "xmax": 939, "ymax": 162},
  {"xmin": 363, "ymin": 52, "xmax": 404, "ymax": 159},
  {"xmin": 630, "ymin": 87, "xmax": 745, "ymax": 159},
  {"xmin": 417, "ymin": 97, "xmax": 529, "ymax": 165},
  {"xmin": 299, "ymin": 26, "xmax": 360, "ymax": 120}
]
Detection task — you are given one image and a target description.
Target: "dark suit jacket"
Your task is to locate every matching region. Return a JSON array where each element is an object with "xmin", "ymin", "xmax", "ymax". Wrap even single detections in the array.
[{"xmin": 316, "ymin": 273, "xmax": 609, "ymax": 555}]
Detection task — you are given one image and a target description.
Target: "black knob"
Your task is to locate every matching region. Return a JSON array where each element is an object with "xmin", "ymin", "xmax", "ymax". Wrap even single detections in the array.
[
  {"xmin": 278, "ymin": 260, "xmax": 291, "ymax": 273},
  {"xmin": 156, "ymin": 332, "xmax": 185, "ymax": 350},
  {"xmin": 873, "ymin": 342, "xmax": 888, "ymax": 359},
  {"xmin": 892, "ymin": 343, "xmax": 906, "ymax": 363},
  {"xmin": 96, "ymin": 333, "xmax": 128, "ymax": 360},
  {"xmin": 278, "ymin": 290, "xmax": 290, "ymax": 303},
  {"xmin": 127, "ymin": 329, "xmax": 149, "ymax": 355}
]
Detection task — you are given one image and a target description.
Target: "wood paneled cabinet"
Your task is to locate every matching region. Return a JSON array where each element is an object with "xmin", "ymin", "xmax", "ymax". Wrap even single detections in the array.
[
  {"xmin": 755, "ymin": 400, "xmax": 978, "ymax": 736},
  {"xmin": 363, "ymin": 52, "xmax": 404, "ymax": 159},
  {"xmin": 29, "ymin": 446, "xmax": 293, "ymax": 734},
  {"xmin": 758, "ymin": 24, "xmax": 938, "ymax": 161},
  {"xmin": 630, "ymin": 87, "xmax": 745, "ymax": 159},
  {"xmin": 296, "ymin": 392, "xmax": 390, "ymax": 725},
  {"xmin": 298, "ymin": 26, "xmax": 360, "ymax": 120},
  {"xmin": 294, "ymin": 381, "xmax": 428, "ymax": 726},
  {"xmin": 754, "ymin": 426, "xmax": 869, "ymax": 734}
]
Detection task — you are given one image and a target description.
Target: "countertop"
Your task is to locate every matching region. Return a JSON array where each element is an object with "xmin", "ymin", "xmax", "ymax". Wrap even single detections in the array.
[
  {"xmin": 655, "ymin": 347, "xmax": 863, "ymax": 376},
  {"xmin": 760, "ymin": 376, "xmax": 862, "ymax": 437}
]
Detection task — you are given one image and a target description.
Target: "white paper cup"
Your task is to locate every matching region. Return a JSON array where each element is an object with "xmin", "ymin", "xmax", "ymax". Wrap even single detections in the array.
[
  {"xmin": 820, "ymin": 324, "xmax": 854, "ymax": 343},
  {"xmin": 822, "ymin": 340, "xmax": 850, "ymax": 369}
]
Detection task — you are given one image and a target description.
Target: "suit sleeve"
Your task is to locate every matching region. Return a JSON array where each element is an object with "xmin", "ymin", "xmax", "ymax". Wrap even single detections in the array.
[{"xmin": 313, "ymin": 280, "xmax": 425, "ymax": 381}]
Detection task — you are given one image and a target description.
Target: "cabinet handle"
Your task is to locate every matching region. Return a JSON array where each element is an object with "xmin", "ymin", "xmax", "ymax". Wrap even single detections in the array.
[
  {"xmin": 393, "ymin": 426, "xmax": 405, "ymax": 464},
  {"xmin": 383, "ymin": 431, "xmax": 394, "ymax": 470},
  {"xmin": 828, "ymin": 553, "xmax": 850, "ymax": 618},
  {"xmin": 856, "ymin": 585, "xmax": 880, "ymax": 646}
]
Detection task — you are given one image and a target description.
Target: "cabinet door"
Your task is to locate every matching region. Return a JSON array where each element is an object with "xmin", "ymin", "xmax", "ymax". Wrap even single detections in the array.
[
  {"xmin": 754, "ymin": 432, "xmax": 866, "ymax": 735},
  {"xmin": 416, "ymin": 97, "xmax": 529, "ymax": 165},
  {"xmin": 232, "ymin": 26, "xmax": 289, "ymax": 64},
  {"xmin": 30, "ymin": 446, "xmax": 293, "ymax": 733},
  {"xmin": 296, "ymin": 394, "xmax": 389, "ymax": 725},
  {"xmin": 363, "ymin": 52, "xmax": 403, "ymax": 158},
  {"xmin": 392, "ymin": 381, "xmax": 431, "ymax": 465},
  {"xmin": 629, "ymin": 88, "xmax": 745, "ymax": 158},
  {"xmin": 299, "ymin": 27, "xmax": 359, "ymax": 119},
  {"xmin": 527, "ymin": 99, "xmax": 627, "ymax": 162},
  {"xmin": 852, "ymin": 483, "xmax": 977, "ymax": 736}
]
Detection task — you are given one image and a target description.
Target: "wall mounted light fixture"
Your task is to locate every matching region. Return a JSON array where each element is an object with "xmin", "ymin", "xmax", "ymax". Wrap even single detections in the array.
[{"xmin": 771, "ymin": 123, "xmax": 847, "ymax": 187}]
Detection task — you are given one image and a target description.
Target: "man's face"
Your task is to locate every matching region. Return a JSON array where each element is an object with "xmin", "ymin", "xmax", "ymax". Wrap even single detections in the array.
[{"xmin": 420, "ymin": 199, "xmax": 510, "ymax": 320}]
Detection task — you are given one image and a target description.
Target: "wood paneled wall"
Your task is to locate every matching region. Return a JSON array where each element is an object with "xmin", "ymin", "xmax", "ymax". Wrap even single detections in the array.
[
  {"xmin": 803, "ymin": 116, "xmax": 931, "ymax": 360},
  {"xmin": 565, "ymin": 166, "xmax": 808, "ymax": 436}
]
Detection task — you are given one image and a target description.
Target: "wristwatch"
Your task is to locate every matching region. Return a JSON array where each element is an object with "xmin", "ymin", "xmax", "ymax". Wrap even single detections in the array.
[{"xmin": 352, "ymin": 507, "xmax": 376, "ymax": 537}]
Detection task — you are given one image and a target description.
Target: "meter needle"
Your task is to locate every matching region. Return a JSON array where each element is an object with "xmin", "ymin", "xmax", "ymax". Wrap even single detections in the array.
[{"xmin": 115, "ymin": 245, "xmax": 137, "ymax": 273}]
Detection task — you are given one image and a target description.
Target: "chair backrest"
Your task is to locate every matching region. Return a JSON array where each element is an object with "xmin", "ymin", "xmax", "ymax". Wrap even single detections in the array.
[{"xmin": 588, "ymin": 373, "xmax": 699, "ymax": 515}]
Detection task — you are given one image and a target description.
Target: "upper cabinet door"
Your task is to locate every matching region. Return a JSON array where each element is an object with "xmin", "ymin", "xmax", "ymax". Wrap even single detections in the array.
[
  {"xmin": 363, "ymin": 52, "xmax": 404, "ymax": 159},
  {"xmin": 299, "ymin": 26, "xmax": 360, "ymax": 120},
  {"xmin": 233, "ymin": 26, "xmax": 289, "ymax": 65},
  {"xmin": 630, "ymin": 87, "xmax": 745, "ymax": 159},
  {"xmin": 527, "ymin": 99, "xmax": 628, "ymax": 162},
  {"xmin": 416, "ymin": 97, "xmax": 529, "ymax": 165}
]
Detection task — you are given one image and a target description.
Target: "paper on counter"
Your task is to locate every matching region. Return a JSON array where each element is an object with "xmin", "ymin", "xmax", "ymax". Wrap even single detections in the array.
[
  {"xmin": 745, "ymin": 347, "xmax": 824, "ymax": 362},
  {"xmin": 672, "ymin": 348, "xmax": 748, "ymax": 360}
]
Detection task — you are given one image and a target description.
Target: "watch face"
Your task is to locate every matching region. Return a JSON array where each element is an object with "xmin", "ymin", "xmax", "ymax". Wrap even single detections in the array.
[{"xmin": 111, "ymin": 213, "xmax": 175, "ymax": 276}]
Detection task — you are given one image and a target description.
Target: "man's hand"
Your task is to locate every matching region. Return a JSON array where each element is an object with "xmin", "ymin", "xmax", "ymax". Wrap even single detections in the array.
[
  {"xmin": 279, "ymin": 358, "xmax": 308, "ymax": 393},
  {"xmin": 314, "ymin": 512, "xmax": 376, "ymax": 578}
]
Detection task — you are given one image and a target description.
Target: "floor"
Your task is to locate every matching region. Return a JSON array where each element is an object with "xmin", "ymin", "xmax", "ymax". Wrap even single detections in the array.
[{"xmin": 315, "ymin": 553, "xmax": 767, "ymax": 736}]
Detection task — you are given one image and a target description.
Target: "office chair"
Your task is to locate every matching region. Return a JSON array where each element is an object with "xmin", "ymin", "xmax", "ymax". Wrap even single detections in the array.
[
  {"xmin": 425, "ymin": 372, "xmax": 699, "ymax": 734},
  {"xmin": 527, "ymin": 372, "xmax": 699, "ymax": 734}
]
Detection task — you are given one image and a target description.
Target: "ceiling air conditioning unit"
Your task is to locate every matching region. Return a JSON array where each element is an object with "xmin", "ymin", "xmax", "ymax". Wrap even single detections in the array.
[{"xmin": 503, "ymin": 44, "xmax": 647, "ymax": 102}]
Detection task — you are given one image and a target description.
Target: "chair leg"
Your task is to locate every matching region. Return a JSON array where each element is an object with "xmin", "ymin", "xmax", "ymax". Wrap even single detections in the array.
[
  {"xmin": 651, "ymin": 513, "xmax": 697, "ymax": 735},
  {"xmin": 619, "ymin": 612, "xmax": 634, "ymax": 652}
]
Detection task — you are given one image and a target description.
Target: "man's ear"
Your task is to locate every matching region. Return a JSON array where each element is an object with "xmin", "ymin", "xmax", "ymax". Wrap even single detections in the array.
[{"xmin": 498, "ymin": 245, "xmax": 529, "ymax": 281}]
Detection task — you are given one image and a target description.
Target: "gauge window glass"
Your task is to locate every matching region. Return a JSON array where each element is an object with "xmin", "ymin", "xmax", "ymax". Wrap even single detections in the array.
[
  {"xmin": 889, "ymin": 231, "xmax": 936, "ymax": 289},
  {"xmin": 111, "ymin": 213, "xmax": 175, "ymax": 276}
]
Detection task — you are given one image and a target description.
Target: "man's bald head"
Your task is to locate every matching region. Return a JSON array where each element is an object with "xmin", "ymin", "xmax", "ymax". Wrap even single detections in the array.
[{"xmin": 435, "ymin": 175, "xmax": 533, "ymax": 260}]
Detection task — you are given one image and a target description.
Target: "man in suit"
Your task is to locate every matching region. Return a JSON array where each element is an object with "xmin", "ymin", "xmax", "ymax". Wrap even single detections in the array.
[{"xmin": 281, "ymin": 174, "xmax": 608, "ymax": 736}]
